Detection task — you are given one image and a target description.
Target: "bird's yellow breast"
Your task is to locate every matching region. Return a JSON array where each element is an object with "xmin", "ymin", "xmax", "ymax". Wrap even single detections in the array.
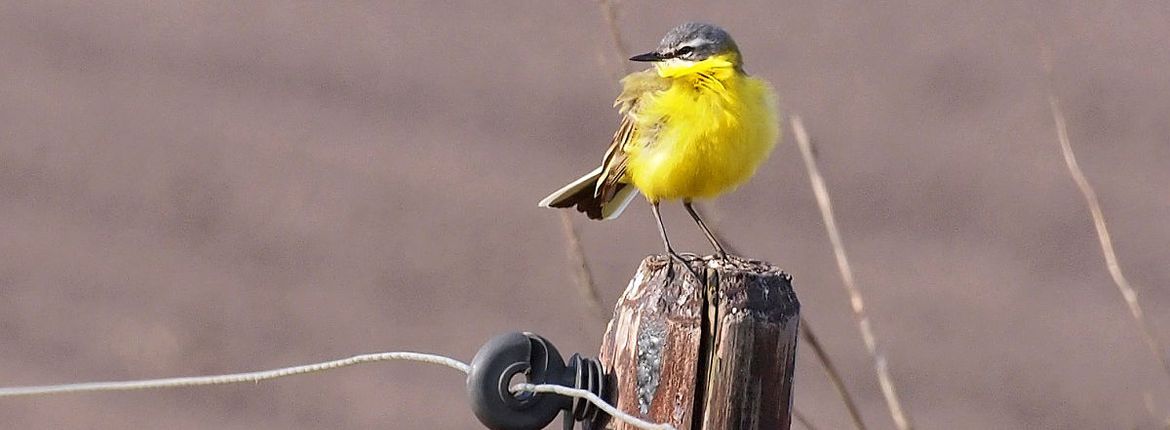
[{"xmin": 624, "ymin": 62, "xmax": 779, "ymax": 202}]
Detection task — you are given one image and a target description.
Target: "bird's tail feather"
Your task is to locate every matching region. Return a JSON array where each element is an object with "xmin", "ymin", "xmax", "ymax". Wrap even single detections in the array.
[{"xmin": 539, "ymin": 167, "xmax": 635, "ymax": 220}]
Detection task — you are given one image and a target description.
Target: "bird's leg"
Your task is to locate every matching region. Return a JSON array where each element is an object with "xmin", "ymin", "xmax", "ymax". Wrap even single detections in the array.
[
  {"xmin": 651, "ymin": 202, "xmax": 697, "ymax": 280},
  {"xmin": 683, "ymin": 200, "xmax": 729, "ymax": 260}
]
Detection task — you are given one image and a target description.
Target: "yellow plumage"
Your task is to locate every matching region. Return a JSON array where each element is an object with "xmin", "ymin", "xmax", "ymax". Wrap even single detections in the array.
[
  {"xmin": 619, "ymin": 55, "xmax": 779, "ymax": 201},
  {"xmin": 540, "ymin": 22, "xmax": 778, "ymax": 260}
]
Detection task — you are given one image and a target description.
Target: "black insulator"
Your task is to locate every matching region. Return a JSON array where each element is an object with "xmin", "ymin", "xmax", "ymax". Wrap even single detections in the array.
[{"xmin": 467, "ymin": 332, "xmax": 608, "ymax": 430}]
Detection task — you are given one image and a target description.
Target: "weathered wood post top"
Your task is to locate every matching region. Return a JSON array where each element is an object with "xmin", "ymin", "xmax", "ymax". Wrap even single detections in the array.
[{"xmin": 596, "ymin": 254, "xmax": 800, "ymax": 430}]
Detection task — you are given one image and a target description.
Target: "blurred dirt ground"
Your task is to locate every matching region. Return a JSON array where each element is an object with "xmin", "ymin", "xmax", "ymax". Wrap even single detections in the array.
[{"xmin": 1, "ymin": 2, "xmax": 1168, "ymax": 429}]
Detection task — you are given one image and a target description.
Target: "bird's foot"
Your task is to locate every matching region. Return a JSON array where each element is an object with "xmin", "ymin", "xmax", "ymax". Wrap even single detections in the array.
[{"xmin": 663, "ymin": 251, "xmax": 699, "ymax": 283}]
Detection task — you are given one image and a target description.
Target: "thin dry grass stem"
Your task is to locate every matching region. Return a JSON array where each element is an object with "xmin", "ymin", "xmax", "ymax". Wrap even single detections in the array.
[
  {"xmin": 801, "ymin": 319, "xmax": 868, "ymax": 430},
  {"xmin": 792, "ymin": 115, "xmax": 914, "ymax": 430},
  {"xmin": 597, "ymin": 0, "xmax": 634, "ymax": 75},
  {"xmin": 793, "ymin": 409, "xmax": 821, "ymax": 430},
  {"xmin": 550, "ymin": 0, "xmax": 638, "ymax": 329},
  {"xmin": 559, "ymin": 211, "xmax": 608, "ymax": 322},
  {"xmin": 1047, "ymin": 95, "xmax": 1170, "ymax": 379},
  {"xmin": 699, "ymin": 208, "xmax": 866, "ymax": 430},
  {"xmin": 693, "ymin": 130, "xmax": 868, "ymax": 430},
  {"xmin": 1145, "ymin": 391, "xmax": 1170, "ymax": 429}
]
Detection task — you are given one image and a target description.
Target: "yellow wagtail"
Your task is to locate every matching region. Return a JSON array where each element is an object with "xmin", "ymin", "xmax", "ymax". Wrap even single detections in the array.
[{"xmin": 540, "ymin": 22, "xmax": 779, "ymax": 266}]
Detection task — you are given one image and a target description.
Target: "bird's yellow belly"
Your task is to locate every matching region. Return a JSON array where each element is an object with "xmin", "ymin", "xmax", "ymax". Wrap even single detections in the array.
[{"xmin": 625, "ymin": 78, "xmax": 778, "ymax": 202}]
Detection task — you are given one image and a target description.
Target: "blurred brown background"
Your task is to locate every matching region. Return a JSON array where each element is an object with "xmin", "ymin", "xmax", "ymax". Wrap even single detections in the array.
[{"xmin": 1, "ymin": 1, "xmax": 1168, "ymax": 429}]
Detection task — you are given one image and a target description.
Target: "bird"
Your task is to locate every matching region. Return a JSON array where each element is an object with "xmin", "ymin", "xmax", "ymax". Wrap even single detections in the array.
[{"xmin": 539, "ymin": 22, "xmax": 779, "ymax": 270}]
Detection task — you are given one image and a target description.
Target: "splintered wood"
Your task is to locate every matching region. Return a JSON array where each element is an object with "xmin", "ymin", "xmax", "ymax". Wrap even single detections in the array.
[{"xmin": 596, "ymin": 255, "xmax": 800, "ymax": 430}]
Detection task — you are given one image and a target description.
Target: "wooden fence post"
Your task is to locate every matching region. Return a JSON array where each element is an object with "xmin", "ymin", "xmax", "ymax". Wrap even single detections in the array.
[{"xmin": 596, "ymin": 255, "xmax": 800, "ymax": 430}]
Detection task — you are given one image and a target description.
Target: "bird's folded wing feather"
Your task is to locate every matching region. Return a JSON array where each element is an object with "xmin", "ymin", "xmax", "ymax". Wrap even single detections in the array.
[{"xmin": 596, "ymin": 70, "xmax": 669, "ymax": 201}]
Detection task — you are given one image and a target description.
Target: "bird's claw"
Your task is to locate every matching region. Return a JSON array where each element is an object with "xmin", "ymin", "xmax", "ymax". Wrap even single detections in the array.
[{"xmin": 663, "ymin": 252, "xmax": 699, "ymax": 283}]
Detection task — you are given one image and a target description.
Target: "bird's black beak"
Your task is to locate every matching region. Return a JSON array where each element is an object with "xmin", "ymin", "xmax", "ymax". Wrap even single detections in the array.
[{"xmin": 629, "ymin": 51, "xmax": 667, "ymax": 62}]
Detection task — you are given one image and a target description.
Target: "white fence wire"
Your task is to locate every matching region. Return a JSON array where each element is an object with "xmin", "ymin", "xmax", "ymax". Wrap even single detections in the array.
[{"xmin": 0, "ymin": 350, "xmax": 674, "ymax": 430}]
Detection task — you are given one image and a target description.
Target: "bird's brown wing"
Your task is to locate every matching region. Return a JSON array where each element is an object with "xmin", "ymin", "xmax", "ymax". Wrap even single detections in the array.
[
  {"xmin": 595, "ymin": 70, "xmax": 668, "ymax": 202},
  {"xmin": 595, "ymin": 115, "xmax": 634, "ymax": 202}
]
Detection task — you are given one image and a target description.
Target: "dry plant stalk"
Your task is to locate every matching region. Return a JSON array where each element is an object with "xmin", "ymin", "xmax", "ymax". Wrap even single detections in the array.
[
  {"xmin": 801, "ymin": 319, "xmax": 868, "ymax": 430},
  {"xmin": 792, "ymin": 409, "xmax": 820, "ymax": 430},
  {"xmin": 1144, "ymin": 391, "xmax": 1170, "ymax": 429},
  {"xmin": 1047, "ymin": 96, "xmax": 1170, "ymax": 378},
  {"xmin": 559, "ymin": 211, "xmax": 608, "ymax": 321},
  {"xmin": 698, "ymin": 207, "xmax": 864, "ymax": 430},
  {"xmin": 597, "ymin": 0, "xmax": 634, "ymax": 74},
  {"xmin": 553, "ymin": 0, "xmax": 635, "ymax": 328},
  {"xmin": 792, "ymin": 116, "xmax": 913, "ymax": 430}
]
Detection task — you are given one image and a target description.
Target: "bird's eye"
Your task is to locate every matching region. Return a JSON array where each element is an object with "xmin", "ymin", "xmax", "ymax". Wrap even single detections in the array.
[{"xmin": 676, "ymin": 46, "xmax": 695, "ymax": 57}]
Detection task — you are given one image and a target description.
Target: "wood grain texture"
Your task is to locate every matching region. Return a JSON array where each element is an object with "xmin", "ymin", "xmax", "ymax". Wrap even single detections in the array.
[
  {"xmin": 700, "ymin": 257, "xmax": 799, "ymax": 430},
  {"xmin": 595, "ymin": 255, "xmax": 799, "ymax": 430}
]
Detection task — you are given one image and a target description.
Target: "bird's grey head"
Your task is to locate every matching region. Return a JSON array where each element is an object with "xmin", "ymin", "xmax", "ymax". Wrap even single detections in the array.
[{"xmin": 629, "ymin": 22, "xmax": 741, "ymax": 63}]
